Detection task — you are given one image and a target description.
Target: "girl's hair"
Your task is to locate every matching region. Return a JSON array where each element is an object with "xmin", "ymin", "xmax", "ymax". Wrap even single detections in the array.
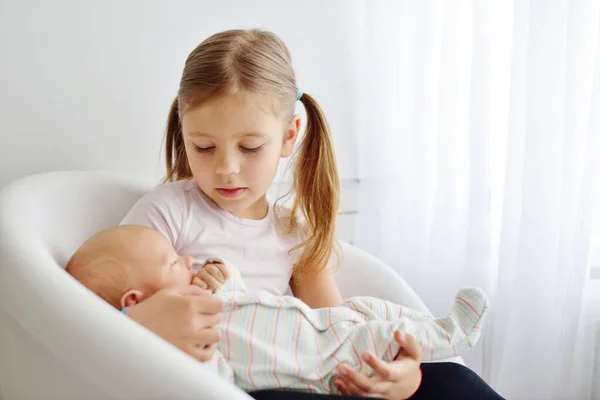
[{"xmin": 164, "ymin": 29, "xmax": 340, "ymax": 278}]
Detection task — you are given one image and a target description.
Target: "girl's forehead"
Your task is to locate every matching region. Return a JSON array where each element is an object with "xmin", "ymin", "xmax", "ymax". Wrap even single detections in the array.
[{"xmin": 181, "ymin": 91, "xmax": 285, "ymax": 137}]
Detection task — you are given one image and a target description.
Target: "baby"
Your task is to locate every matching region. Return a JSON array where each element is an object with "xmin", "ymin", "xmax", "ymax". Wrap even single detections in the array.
[{"xmin": 66, "ymin": 225, "xmax": 488, "ymax": 394}]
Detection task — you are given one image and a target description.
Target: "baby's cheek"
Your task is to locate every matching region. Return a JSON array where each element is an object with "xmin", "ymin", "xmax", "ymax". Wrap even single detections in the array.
[
  {"xmin": 168, "ymin": 270, "xmax": 196, "ymax": 287},
  {"xmin": 145, "ymin": 276, "xmax": 174, "ymax": 294}
]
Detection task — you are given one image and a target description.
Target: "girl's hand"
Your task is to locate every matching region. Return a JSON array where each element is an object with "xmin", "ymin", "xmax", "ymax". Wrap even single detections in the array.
[
  {"xmin": 334, "ymin": 331, "xmax": 423, "ymax": 399},
  {"xmin": 125, "ymin": 284, "xmax": 223, "ymax": 362},
  {"xmin": 192, "ymin": 259, "xmax": 230, "ymax": 293}
]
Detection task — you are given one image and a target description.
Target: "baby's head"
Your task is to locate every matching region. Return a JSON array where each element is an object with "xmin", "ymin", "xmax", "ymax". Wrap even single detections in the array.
[{"xmin": 66, "ymin": 225, "xmax": 194, "ymax": 310}]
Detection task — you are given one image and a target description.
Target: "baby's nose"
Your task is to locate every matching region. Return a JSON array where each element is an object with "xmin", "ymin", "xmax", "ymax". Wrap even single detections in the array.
[{"xmin": 183, "ymin": 256, "xmax": 193, "ymax": 270}]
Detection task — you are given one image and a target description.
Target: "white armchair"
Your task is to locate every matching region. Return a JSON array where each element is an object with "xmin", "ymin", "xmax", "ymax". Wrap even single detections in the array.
[{"xmin": 0, "ymin": 171, "xmax": 461, "ymax": 400}]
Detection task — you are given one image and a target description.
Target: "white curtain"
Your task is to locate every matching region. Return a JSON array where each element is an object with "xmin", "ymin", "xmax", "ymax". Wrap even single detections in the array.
[{"xmin": 353, "ymin": 0, "xmax": 600, "ymax": 398}]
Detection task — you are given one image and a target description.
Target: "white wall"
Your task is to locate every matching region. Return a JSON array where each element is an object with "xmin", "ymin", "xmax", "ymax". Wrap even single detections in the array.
[{"xmin": 0, "ymin": 0, "xmax": 363, "ymax": 187}]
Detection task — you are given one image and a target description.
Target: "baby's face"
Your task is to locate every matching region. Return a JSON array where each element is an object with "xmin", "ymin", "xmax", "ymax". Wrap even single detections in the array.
[{"xmin": 125, "ymin": 229, "xmax": 195, "ymax": 292}]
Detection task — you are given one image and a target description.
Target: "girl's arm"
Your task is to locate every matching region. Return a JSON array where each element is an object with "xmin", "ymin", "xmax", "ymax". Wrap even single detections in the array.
[{"xmin": 290, "ymin": 266, "xmax": 344, "ymax": 308}]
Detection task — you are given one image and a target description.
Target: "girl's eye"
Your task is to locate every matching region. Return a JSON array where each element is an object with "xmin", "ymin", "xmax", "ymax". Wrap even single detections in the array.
[
  {"xmin": 194, "ymin": 145, "xmax": 215, "ymax": 154},
  {"xmin": 240, "ymin": 145, "xmax": 263, "ymax": 154}
]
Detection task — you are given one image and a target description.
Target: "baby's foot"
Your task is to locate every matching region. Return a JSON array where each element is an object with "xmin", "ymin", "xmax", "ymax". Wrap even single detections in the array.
[
  {"xmin": 410, "ymin": 288, "xmax": 489, "ymax": 361},
  {"xmin": 447, "ymin": 288, "xmax": 489, "ymax": 347}
]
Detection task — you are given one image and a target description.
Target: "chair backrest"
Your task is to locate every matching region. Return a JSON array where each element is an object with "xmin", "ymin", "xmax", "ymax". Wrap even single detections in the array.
[{"xmin": 0, "ymin": 171, "xmax": 153, "ymax": 269}]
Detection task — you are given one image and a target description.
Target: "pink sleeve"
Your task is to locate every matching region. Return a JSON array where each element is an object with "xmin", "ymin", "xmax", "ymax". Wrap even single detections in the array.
[{"xmin": 120, "ymin": 184, "xmax": 187, "ymax": 249}]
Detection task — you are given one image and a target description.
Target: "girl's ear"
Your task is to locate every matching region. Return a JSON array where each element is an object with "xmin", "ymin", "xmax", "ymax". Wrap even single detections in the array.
[
  {"xmin": 119, "ymin": 289, "xmax": 144, "ymax": 310},
  {"xmin": 281, "ymin": 115, "xmax": 301, "ymax": 158}
]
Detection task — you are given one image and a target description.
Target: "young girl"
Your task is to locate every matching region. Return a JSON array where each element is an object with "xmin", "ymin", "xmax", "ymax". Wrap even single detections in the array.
[{"xmin": 120, "ymin": 29, "xmax": 503, "ymax": 400}]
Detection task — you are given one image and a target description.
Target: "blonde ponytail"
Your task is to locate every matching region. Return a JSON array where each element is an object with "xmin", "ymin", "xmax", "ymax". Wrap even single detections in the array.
[
  {"xmin": 164, "ymin": 97, "xmax": 191, "ymax": 182},
  {"xmin": 288, "ymin": 92, "xmax": 340, "ymax": 279}
]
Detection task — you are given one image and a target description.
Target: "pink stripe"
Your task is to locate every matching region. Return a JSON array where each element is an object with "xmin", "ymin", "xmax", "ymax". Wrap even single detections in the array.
[
  {"xmin": 387, "ymin": 326, "xmax": 395, "ymax": 360},
  {"xmin": 272, "ymin": 302, "xmax": 283, "ymax": 388},
  {"xmin": 313, "ymin": 322, "xmax": 329, "ymax": 393},
  {"xmin": 225, "ymin": 271, "xmax": 238, "ymax": 360},
  {"xmin": 343, "ymin": 307, "xmax": 364, "ymax": 370},
  {"xmin": 294, "ymin": 316, "xmax": 303, "ymax": 376},
  {"xmin": 328, "ymin": 308, "xmax": 343, "ymax": 365},
  {"xmin": 423, "ymin": 327, "xmax": 432, "ymax": 360},
  {"xmin": 225, "ymin": 303, "xmax": 236, "ymax": 360},
  {"xmin": 457, "ymin": 296, "xmax": 480, "ymax": 317},
  {"xmin": 350, "ymin": 300, "xmax": 367, "ymax": 321},
  {"xmin": 366, "ymin": 323, "xmax": 378, "ymax": 356},
  {"xmin": 348, "ymin": 335, "xmax": 363, "ymax": 372},
  {"xmin": 293, "ymin": 318, "xmax": 312, "ymax": 393},
  {"xmin": 449, "ymin": 313, "xmax": 468, "ymax": 336},
  {"xmin": 247, "ymin": 303, "xmax": 259, "ymax": 390},
  {"xmin": 385, "ymin": 303, "xmax": 394, "ymax": 359},
  {"xmin": 394, "ymin": 308, "xmax": 404, "ymax": 359}
]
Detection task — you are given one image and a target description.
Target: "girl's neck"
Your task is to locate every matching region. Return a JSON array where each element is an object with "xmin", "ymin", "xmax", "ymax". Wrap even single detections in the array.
[{"xmin": 237, "ymin": 195, "xmax": 269, "ymax": 220}]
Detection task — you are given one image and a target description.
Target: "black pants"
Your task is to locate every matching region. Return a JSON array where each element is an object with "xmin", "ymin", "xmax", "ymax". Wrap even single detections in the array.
[{"xmin": 248, "ymin": 362, "xmax": 504, "ymax": 400}]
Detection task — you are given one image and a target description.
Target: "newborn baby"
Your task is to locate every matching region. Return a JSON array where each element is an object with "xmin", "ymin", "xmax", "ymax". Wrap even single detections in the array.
[{"xmin": 66, "ymin": 225, "xmax": 488, "ymax": 394}]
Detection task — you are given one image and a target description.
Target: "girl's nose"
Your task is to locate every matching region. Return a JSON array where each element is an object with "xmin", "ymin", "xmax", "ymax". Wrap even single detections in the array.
[{"xmin": 215, "ymin": 151, "xmax": 240, "ymax": 176}]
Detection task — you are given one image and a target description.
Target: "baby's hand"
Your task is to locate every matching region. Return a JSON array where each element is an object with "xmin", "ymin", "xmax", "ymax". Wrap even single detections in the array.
[{"xmin": 192, "ymin": 258, "xmax": 230, "ymax": 293}]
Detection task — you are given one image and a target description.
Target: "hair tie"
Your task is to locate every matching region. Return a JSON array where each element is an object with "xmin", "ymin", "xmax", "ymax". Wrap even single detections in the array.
[{"xmin": 296, "ymin": 90, "xmax": 303, "ymax": 101}]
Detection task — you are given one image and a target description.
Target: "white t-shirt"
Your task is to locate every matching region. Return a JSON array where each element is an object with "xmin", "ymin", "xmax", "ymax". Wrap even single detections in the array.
[{"xmin": 120, "ymin": 179, "xmax": 302, "ymax": 296}]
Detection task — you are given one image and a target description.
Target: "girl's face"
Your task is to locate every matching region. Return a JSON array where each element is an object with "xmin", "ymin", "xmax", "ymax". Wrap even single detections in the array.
[{"xmin": 181, "ymin": 91, "xmax": 299, "ymax": 219}]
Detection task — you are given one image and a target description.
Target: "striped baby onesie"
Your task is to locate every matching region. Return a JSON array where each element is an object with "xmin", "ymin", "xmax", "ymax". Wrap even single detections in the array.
[{"xmin": 205, "ymin": 259, "xmax": 488, "ymax": 394}]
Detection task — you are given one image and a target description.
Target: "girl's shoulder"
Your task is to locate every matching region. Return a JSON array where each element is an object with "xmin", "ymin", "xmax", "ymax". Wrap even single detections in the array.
[
  {"xmin": 134, "ymin": 179, "xmax": 206, "ymax": 212},
  {"xmin": 272, "ymin": 204, "xmax": 309, "ymax": 241},
  {"xmin": 148, "ymin": 178, "xmax": 198, "ymax": 199}
]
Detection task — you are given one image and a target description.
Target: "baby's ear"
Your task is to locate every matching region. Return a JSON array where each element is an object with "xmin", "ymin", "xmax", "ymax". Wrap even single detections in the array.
[{"xmin": 120, "ymin": 289, "xmax": 143, "ymax": 310}]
